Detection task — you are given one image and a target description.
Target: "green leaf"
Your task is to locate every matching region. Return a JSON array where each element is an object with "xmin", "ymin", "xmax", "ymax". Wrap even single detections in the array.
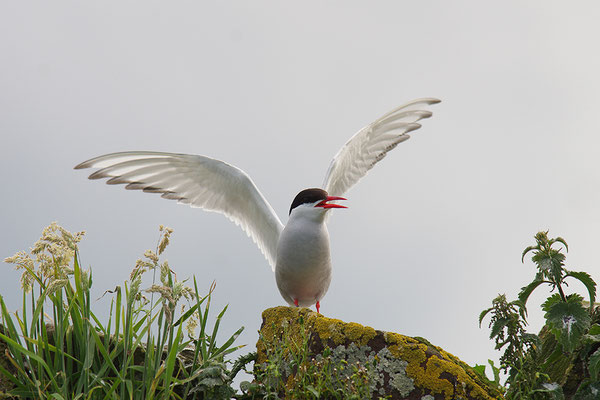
[
  {"xmin": 588, "ymin": 347, "xmax": 600, "ymax": 380},
  {"xmin": 522, "ymin": 332, "xmax": 540, "ymax": 347},
  {"xmin": 552, "ymin": 236, "xmax": 569, "ymax": 252},
  {"xmin": 533, "ymin": 383, "xmax": 564, "ymax": 399},
  {"xmin": 478, "ymin": 307, "xmax": 493, "ymax": 327},
  {"xmin": 518, "ymin": 278, "xmax": 545, "ymax": 310},
  {"xmin": 488, "ymin": 359, "xmax": 501, "ymax": 385},
  {"xmin": 0, "ymin": 332, "xmax": 59, "ymax": 391},
  {"xmin": 306, "ymin": 384, "xmax": 320, "ymax": 397},
  {"xmin": 542, "ymin": 293, "xmax": 564, "ymax": 313},
  {"xmin": 163, "ymin": 322, "xmax": 184, "ymax": 391},
  {"xmin": 472, "ymin": 364, "xmax": 487, "ymax": 378},
  {"xmin": 533, "ymin": 251, "xmax": 566, "ymax": 282},
  {"xmin": 522, "ymin": 245, "xmax": 537, "ymax": 262},
  {"xmin": 490, "ymin": 317, "xmax": 510, "ymax": 340},
  {"xmin": 589, "ymin": 324, "xmax": 600, "ymax": 336},
  {"xmin": 544, "ymin": 295, "xmax": 591, "ymax": 353},
  {"xmin": 565, "ymin": 270, "xmax": 597, "ymax": 307},
  {"xmin": 212, "ymin": 326, "xmax": 244, "ymax": 359},
  {"xmin": 582, "ymin": 324, "xmax": 600, "ymax": 345},
  {"xmin": 573, "ymin": 381, "xmax": 600, "ymax": 400}
]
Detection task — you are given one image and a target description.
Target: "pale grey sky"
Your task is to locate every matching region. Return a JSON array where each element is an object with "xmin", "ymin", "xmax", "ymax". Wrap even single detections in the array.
[{"xmin": 2, "ymin": 1, "xmax": 600, "ymax": 383}]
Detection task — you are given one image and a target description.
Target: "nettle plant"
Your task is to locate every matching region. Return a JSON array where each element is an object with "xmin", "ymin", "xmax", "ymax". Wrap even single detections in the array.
[
  {"xmin": 480, "ymin": 231, "xmax": 600, "ymax": 399},
  {"xmin": 519, "ymin": 233, "xmax": 595, "ymax": 354}
]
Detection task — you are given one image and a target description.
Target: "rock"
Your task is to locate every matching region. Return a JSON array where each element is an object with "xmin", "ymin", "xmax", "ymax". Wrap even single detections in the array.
[{"xmin": 256, "ymin": 306, "xmax": 504, "ymax": 400}]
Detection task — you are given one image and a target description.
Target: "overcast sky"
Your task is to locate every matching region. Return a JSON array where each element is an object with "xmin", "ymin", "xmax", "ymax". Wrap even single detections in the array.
[{"xmin": 2, "ymin": 1, "xmax": 600, "ymax": 383}]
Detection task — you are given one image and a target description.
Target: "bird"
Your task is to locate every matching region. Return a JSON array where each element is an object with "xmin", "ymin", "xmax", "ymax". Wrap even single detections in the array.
[{"xmin": 75, "ymin": 98, "xmax": 440, "ymax": 313}]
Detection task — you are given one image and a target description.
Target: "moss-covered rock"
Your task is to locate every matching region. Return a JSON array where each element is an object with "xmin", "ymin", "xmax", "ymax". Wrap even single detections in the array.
[{"xmin": 257, "ymin": 306, "xmax": 504, "ymax": 400}]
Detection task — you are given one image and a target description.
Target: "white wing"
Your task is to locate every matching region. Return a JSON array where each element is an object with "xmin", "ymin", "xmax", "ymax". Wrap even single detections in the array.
[
  {"xmin": 75, "ymin": 151, "xmax": 284, "ymax": 270},
  {"xmin": 322, "ymin": 98, "xmax": 440, "ymax": 197}
]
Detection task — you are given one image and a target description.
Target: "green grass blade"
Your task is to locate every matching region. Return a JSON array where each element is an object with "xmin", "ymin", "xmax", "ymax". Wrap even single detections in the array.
[
  {"xmin": 207, "ymin": 304, "xmax": 228, "ymax": 357},
  {"xmin": 0, "ymin": 332, "xmax": 59, "ymax": 391},
  {"xmin": 163, "ymin": 320, "xmax": 184, "ymax": 394}
]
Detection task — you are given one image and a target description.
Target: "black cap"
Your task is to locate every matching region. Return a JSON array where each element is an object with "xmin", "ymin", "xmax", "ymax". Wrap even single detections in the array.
[{"xmin": 289, "ymin": 188, "xmax": 328, "ymax": 215}]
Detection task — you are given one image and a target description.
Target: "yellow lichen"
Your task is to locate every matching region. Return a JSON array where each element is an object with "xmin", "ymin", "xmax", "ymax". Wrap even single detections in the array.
[
  {"xmin": 311, "ymin": 314, "xmax": 345, "ymax": 343},
  {"xmin": 345, "ymin": 322, "xmax": 377, "ymax": 344},
  {"xmin": 260, "ymin": 306, "xmax": 377, "ymax": 347}
]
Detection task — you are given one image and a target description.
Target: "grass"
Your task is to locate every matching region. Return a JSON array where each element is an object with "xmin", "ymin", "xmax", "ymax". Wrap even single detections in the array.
[{"xmin": 1, "ymin": 223, "xmax": 244, "ymax": 399}]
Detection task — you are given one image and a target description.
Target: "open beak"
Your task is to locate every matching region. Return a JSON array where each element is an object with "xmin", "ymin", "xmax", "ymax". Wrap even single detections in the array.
[{"xmin": 315, "ymin": 196, "xmax": 348, "ymax": 209}]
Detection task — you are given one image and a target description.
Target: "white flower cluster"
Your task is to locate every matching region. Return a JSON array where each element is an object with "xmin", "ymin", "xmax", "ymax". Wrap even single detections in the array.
[{"xmin": 4, "ymin": 222, "xmax": 86, "ymax": 293}]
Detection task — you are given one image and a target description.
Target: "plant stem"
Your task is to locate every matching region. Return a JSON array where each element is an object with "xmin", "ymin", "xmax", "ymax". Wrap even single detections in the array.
[{"xmin": 557, "ymin": 283, "xmax": 567, "ymax": 303}]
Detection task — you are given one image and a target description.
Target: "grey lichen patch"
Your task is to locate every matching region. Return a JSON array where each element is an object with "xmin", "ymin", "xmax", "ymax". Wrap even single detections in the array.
[
  {"xmin": 375, "ymin": 347, "xmax": 414, "ymax": 397},
  {"xmin": 421, "ymin": 396, "xmax": 435, "ymax": 400},
  {"xmin": 323, "ymin": 342, "xmax": 415, "ymax": 397},
  {"xmin": 330, "ymin": 342, "xmax": 370, "ymax": 365}
]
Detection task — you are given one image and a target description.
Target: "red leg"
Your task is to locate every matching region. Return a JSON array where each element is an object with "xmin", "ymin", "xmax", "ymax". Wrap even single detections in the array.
[
  {"xmin": 316, "ymin": 301, "xmax": 320, "ymax": 314},
  {"xmin": 294, "ymin": 298, "xmax": 299, "ymax": 307}
]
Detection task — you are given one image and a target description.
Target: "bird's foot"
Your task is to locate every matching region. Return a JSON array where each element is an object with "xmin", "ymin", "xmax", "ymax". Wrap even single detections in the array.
[
  {"xmin": 294, "ymin": 298, "xmax": 299, "ymax": 307},
  {"xmin": 316, "ymin": 301, "xmax": 320, "ymax": 314}
]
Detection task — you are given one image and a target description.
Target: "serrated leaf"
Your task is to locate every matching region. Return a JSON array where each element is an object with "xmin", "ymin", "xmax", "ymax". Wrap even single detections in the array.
[
  {"xmin": 536, "ymin": 382, "xmax": 565, "ymax": 400},
  {"xmin": 573, "ymin": 381, "xmax": 600, "ymax": 400},
  {"xmin": 479, "ymin": 307, "xmax": 493, "ymax": 327},
  {"xmin": 582, "ymin": 334, "xmax": 600, "ymax": 344},
  {"xmin": 544, "ymin": 296, "xmax": 591, "ymax": 353},
  {"xmin": 522, "ymin": 332, "xmax": 540, "ymax": 347},
  {"xmin": 589, "ymin": 324, "xmax": 600, "ymax": 336},
  {"xmin": 566, "ymin": 270, "xmax": 596, "ymax": 307},
  {"xmin": 490, "ymin": 317, "xmax": 510, "ymax": 340},
  {"xmin": 566, "ymin": 293, "xmax": 585, "ymax": 303},
  {"xmin": 522, "ymin": 245, "xmax": 537, "ymax": 262},
  {"xmin": 552, "ymin": 236, "xmax": 569, "ymax": 252},
  {"xmin": 583, "ymin": 324, "xmax": 600, "ymax": 344},
  {"xmin": 589, "ymin": 347, "xmax": 600, "ymax": 380},
  {"xmin": 518, "ymin": 278, "xmax": 544, "ymax": 310},
  {"xmin": 542, "ymin": 293, "xmax": 564, "ymax": 313}
]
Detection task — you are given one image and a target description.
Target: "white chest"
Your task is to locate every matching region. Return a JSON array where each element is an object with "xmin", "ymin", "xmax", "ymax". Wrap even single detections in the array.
[{"xmin": 275, "ymin": 215, "xmax": 333, "ymax": 307}]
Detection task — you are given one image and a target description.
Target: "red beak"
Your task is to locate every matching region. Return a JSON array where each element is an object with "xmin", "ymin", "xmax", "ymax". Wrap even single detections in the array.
[{"xmin": 315, "ymin": 196, "xmax": 348, "ymax": 209}]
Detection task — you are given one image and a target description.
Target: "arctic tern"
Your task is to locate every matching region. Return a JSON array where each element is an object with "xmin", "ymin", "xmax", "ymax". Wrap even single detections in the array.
[{"xmin": 75, "ymin": 98, "xmax": 440, "ymax": 313}]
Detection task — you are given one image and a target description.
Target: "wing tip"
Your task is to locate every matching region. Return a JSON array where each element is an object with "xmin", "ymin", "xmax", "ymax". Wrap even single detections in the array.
[
  {"xmin": 88, "ymin": 170, "xmax": 108, "ymax": 180},
  {"xmin": 417, "ymin": 97, "xmax": 441, "ymax": 105},
  {"xmin": 405, "ymin": 122, "xmax": 422, "ymax": 133},
  {"xmin": 74, "ymin": 160, "xmax": 91, "ymax": 170},
  {"xmin": 402, "ymin": 97, "xmax": 441, "ymax": 107}
]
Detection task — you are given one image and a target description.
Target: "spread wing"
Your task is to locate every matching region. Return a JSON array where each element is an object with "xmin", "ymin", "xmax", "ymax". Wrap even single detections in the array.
[
  {"xmin": 75, "ymin": 151, "xmax": 284, "ymax": 270},
  {"xmin": 322, "ymin": 98, "xmax": 440, "ymax": 197}
]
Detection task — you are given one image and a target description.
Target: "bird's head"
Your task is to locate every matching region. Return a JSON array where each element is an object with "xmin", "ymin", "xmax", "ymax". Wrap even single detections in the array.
[{"xmin": 289, "ymin": 188, "xmax": 347, "ymax": 218}]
